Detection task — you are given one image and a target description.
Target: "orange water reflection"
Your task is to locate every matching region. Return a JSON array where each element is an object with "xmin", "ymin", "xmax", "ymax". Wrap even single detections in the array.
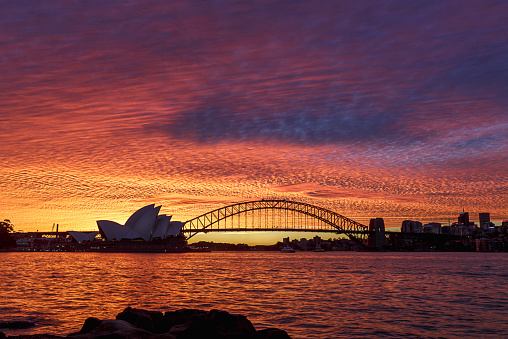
[{"xmin": 1, "ymin": 252, "xmax": 508, "ymax": 338}]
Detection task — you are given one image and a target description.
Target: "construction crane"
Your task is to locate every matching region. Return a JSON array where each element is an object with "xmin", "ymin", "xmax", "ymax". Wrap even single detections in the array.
[{"xmin": 46, "ymin": 223, "xmax": 56, "ymax": 250}]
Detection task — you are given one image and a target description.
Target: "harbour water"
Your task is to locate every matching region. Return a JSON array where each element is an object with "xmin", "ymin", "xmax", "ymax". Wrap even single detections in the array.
[{"xmin": 0, "ymin": 251, "xmax": 507, "ymax": 338}]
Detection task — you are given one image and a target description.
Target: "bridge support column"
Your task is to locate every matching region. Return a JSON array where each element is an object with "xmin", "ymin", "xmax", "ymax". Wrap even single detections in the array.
[{"xmin": 368, "ymin": 218, "xmax": 386, "ymax": 250}]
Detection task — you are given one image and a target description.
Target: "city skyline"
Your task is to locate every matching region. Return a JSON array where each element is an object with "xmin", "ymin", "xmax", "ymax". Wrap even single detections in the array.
[{"xmin": 1, "ymin": 1, "xmax": 507, "ymax": 244}]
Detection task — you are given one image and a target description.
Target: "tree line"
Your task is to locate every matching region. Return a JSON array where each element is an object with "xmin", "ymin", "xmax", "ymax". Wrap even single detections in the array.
[{"xmin": 0, "ymin": 219, "xmax": 16, "ymax": 249}]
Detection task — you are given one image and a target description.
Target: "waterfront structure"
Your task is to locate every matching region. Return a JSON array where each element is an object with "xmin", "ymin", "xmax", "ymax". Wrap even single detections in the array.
[
  {"xmin": 68, "ymin": 231, "xmax": 99, "ymax": 243},
  {"xmin": 298, "ymin": 238, "xmax": 308, "ymax": 251},
  {"xmin": 97, "ymin": 204, "xmax": 184, "ymax": 241},
  {"xmin": 401, "ymin": 220, "xmax": 423, "ymax": 233},
  {"xmin": 368, "ymin": 218, "xmax": 386, "ymax": 249},
  {"xmin": 423, "ymin": 223, "xmax": 441, "ymax": 234}
]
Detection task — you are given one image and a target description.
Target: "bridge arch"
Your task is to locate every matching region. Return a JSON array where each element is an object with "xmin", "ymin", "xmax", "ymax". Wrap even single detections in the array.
[{"xmin": 183, "ymin": 199, "xmax": 369, "ymax": 243}]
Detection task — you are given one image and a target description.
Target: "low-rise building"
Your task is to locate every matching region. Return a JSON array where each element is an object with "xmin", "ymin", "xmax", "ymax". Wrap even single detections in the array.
[
  {"xmin": 423, "ymin": 223, "xmax": 441, "ymax": 234},
  {"xmin": 401, "ymin": 220, "xmax": 423, "ymax": 233}
]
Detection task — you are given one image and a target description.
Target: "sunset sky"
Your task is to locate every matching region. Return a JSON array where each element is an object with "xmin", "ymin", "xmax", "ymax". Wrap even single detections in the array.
[{"xmin": 1, "ymin": 1, "xmax": 507, "ymax": 244}]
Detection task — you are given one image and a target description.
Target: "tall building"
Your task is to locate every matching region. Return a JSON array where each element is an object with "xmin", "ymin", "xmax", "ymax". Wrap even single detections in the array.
[
  {"xmin": 368, "ymin": 218, "xmax": 386, "ymax": 249},
  {"xmin": 458, "ymin": 212, "xmax": 469, "ymax": 226},
  {"xmin": 479, "ymin": 213, "xmax": 491, "ymax": 228}
]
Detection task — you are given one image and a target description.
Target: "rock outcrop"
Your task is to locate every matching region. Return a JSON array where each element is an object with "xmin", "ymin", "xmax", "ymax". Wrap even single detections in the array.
[{"xmin": 65, "ymin": 307, "xmax": 292, "ymax": 339}]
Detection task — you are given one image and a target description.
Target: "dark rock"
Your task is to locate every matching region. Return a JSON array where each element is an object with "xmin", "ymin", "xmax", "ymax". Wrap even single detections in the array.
[
  {"xmin": 0, "ymin": 321, "xmax": 36, "ymax": 329},
  {"xmin": 67, "ymin": 317, "xmax": 102, "ymax": 336},
  {"xmin": 162, "ymin": 309, "xmax": 207, "ymax": 329},
  {"xmin": 146, "ymin": 311, "xmax": 166, "ymax": 334},
  {"xmin": 164, "ymin": 309, "xmax": 257, "ymax": 339},
  {"xmin": 116, "ymin": 307, "xmax": 167, "ymax": 334},
  {"xmin": 256, "ymin": 328, "xmax": 292, "ymax": 339},
  {"xmin": 168, "ymin": 317, "xmax": 220, "ymax": 339},
  {"xmin": 64, "ymin": 319, "xmax": 167, "ymax": 339},
  {"xmin": 208, "ymin": 309, "xmax": 257, "ymax": 337},
  {"xmin": 5, "ymin": 308, "xmax": 291, "ymax": 339}
]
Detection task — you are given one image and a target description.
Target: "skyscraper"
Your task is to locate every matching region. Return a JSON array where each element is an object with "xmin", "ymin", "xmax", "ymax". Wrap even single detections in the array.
[
  {"xmin": 479, "ymin": 213, "xmax": 491, "ymax": 228},
  {"xmin": 368, "ymin": 218, "xmax": 386, "ymax": 249},
  {"xmin": 458, "ymin": 212, "xmax": 469, "ymax": 226}
]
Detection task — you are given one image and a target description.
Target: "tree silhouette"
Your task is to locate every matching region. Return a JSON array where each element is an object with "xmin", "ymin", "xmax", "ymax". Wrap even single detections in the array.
[{"xmin": 0, "ymin": 219, "xmax": 16, "ymax": 249}]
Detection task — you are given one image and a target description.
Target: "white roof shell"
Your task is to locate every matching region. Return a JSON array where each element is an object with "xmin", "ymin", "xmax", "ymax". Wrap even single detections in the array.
[
  {"xmin": 152, "ymin": 214, "xmax": 172, "ymax": 240},
  {"xmin": 167, "ymin": 221, "xmax": 185, "ymax": 237}
]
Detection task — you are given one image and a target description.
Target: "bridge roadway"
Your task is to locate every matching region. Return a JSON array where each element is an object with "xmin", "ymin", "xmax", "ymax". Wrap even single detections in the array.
[{"xmin": 181, "ymin": 227, "xmax": 371, "ymax": 235}]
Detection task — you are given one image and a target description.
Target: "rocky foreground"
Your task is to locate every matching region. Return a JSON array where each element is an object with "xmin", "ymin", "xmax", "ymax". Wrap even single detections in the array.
[{"xmin": 0, "ymin": 307, "xmax": 292, "ymax": 339}]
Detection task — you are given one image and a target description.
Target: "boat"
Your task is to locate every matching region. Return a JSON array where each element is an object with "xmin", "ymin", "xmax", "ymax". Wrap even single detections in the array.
[
  {"xmin": 281, "ymin": 246, "xmax": 296, "ymax": 253},
  {"xmin": 313, "ymin": 244, "xmax": 325, "ymax": 252}
]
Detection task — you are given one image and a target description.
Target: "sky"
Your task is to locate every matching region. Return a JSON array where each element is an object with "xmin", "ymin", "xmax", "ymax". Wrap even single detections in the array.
[{"xmin": 1, "ymin": 0, "xmax": 507, "ymax": 244}]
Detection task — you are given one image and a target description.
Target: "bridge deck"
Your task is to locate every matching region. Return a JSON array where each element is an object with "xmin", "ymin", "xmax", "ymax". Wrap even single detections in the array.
[{"xmin": 181, "ymin": 228, "xmax": 371, "ymax": 235}]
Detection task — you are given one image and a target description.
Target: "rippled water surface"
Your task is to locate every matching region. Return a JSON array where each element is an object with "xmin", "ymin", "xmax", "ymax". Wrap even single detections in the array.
[{"xmin": 0, "ymin": 252, "xmax": 507, "ymax": 338}]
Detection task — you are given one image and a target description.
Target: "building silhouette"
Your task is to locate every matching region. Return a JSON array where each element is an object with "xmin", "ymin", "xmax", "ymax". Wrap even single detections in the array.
[
  {"xmin": 423, "ymin": 223, "xmax": 441, "ymax": 234},
  {"xmin": 458, "ymin": 212, "xmax": 469, "ymax": 226},
  {"xmin": 401, "ymin": 220, "xmax": 423, "ymax": 233},
  {"xmin": 479, "ymin": 213, "xmax": 491, "ymax": 228},
  {"xmin": 368, "ymin": 218, "xmax": 386, "ymax": 249}
]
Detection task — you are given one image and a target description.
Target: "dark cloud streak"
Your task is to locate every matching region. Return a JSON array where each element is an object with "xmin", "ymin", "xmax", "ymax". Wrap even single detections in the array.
[
  {"xmin": 1, "ymin": 0, "xmax": 508, "ymax": 160},
  {"xmin": 163, "ymin": 107, "xmax": 400, "ymax": 145}
]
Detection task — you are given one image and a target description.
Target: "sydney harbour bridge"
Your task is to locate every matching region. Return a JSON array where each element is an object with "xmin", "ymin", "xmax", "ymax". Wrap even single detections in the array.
[{"xmin": 181, "ymin": 199, "xmax": 379, "ymax": 246}]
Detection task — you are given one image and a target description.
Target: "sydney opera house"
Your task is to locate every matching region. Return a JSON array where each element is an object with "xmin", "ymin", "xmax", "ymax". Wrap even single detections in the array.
[
  {"xmin": 97, "ymin": 204, "xmax": 184, "ymax": 242},
  {"xmin": 95, "ymin": 204, "xmax": 188, "ymax": 252}
]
